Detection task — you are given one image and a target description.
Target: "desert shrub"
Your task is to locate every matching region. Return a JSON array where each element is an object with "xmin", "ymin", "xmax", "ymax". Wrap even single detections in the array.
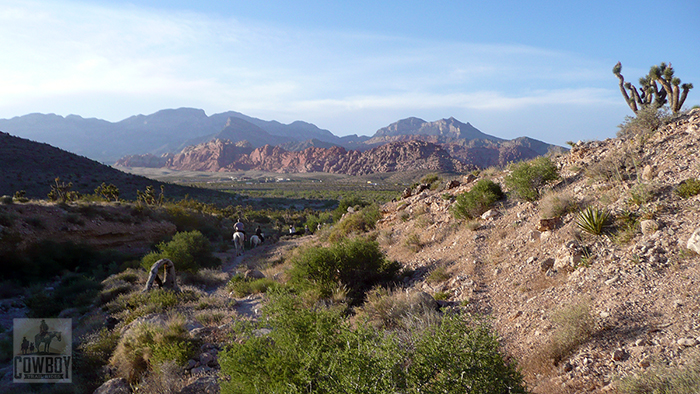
[
  {"xmin": 110, "ymin": 317, "xmax": 195, "ymax": 384},
  {"xmin": 612, "ymin": 210, "xmax": 640, "ymax": 245},
  {"xmin": 219, "ymin": 291, "xmax": 526, "ymax": 394},
  {"xmin": 433, "ymin": 291, "xmax": 450, "ymax": 301},
  {"xmin": 332, "ymin": 196, "xmax": 369, "ymax": 222},
  {"xmin": 104, "ymin": 288, "xmax": 200, "ymax": 326},
  {"xmin": 576, "ymin": 206, "xmax": 613, "ymax": 236},
  {"xmin": 227, "ymin": 275, "xmax": 279, "ymax": 297},
  {"xmin": 305, "ymin": 211, "xmax": 333, "ymax": 233},
  {"xmin": 617, "ymin": 356, "xmax": 700, "ymax": 394},
  {"xmin": 627, "ymin": 182, "xmax": 655, "ymax": 207},
  {"xmin": 617, "ymin": 105, "xmax": 671, "ymax": 140},
  {"xmin": 585, "ymin": 149, "xmax": 641, "ymax": 184},
  {"xmin": 136, "ymin": 360, "xmax": 185, "ymax": 394},
  {"xmin": 545, "ymin": 302, "xmax": 595, "ymax": 364},
  {"xmin": 140, "ymin": 230, "xmax": 220, "ymax": 274},
  {"xmin": 289, "ymin": 238, "xmax": 400, "ymax": 305},
  {"xmin": 358, "ymin": 288, "xmax": 439, "ymax": 329},
  {"xmin": 420, "ymin": 173, "xmax": 442, "ymax": 190},
  {"xmin": 451, "ymin": 179, "xmax": 504, "ymax": 220},
  {"xmin": 676, "ymin": 178, "xmax": 700, "ymax": 199},
  {"xmin": 427, "ymin": 266, "xmax": 450, "ymax": 284},
  {"xmin": 327, "ymin": 204, "xmax": 381, "ymax": 243},
  {"xmin": 540, "ymin": 191, "xmax": 579, "ymax": 218},
  {"xmin": 24, "ymin": 274, "xmax": 102, "ymax": 317},
  {"xmin": 180, "ymin": 267, "xmax": 229, "ymax": 288},
  {"xmin": 404, "ymin": 232, "xmax": 422, "ymax": 252},
  {"xmin": 504, "ymin": 156, "xmax": 559, "ymax": 201},
  {"xmin": 74, "ymin": 326, "xmax": 120, "ymax": 390},
  {"xmin": 26, "ymin": 216, "xmax": 45, "ymax": 229}
]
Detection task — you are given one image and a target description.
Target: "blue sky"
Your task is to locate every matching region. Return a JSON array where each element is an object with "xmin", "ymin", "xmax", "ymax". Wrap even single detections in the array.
[{"xmin": 1, "ymin": 0, "xmax": 698, "ymax": 146}]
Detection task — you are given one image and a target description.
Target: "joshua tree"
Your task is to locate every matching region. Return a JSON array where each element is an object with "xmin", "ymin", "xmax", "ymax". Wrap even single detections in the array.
[{"xmin": 613, "ymin": 62, "xmax": 693, "ymax": 114}]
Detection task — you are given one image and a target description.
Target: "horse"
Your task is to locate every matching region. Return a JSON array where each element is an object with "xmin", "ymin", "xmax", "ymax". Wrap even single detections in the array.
[
  {"xmin": 35, "ymin": 331, "xmax": 61, "ymax": 353},
  {"xmin": 250, "ymin": 234, "xmax": 264, "ymax": 248},
  {"xmin": 232, "ymin": 231, "xmax": 245, "ymax": 256}
]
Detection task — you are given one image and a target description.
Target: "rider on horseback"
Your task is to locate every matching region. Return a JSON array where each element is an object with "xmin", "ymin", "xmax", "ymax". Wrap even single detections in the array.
[
  {"xmin": 255, "ymin": 225, "xmax": 264, "ymax": 242},
  {"xmin": 234, "ymin": 218, "xmax": 245, "ymax": 241}
]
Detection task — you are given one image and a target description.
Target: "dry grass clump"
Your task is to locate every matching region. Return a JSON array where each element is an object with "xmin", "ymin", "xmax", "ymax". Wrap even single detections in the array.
[
  {"xmin": 136, "ymin": 360, "xmax": 185, "ymax": 394},
  {"xmin": 404, "ymin": 232, "xmax": 422, "ymax": 252},
  {"xmin": 356, "ymin": 287, "xmax": 439, "ymax": 329},
  {"xmin": 547, "ymin": 302, "xmax": 596, "ymax": 364},
  {"xmin": 426, "ymin": 266, "xmax": 451, "ymax": 284},
  {"xmin": 540, "ymin": 191, "xmax": 579, "ymax": 219},
  {"xmin": 180, "ymin": 268, "xmax": 230, "ymax": 288},
  {"xmin": 110, "ymin": 314, "xmax": 195, "ymax": 384},
  {"xmin": 617, "ymin": 353, "xmax": 700, "ymax": 394}
]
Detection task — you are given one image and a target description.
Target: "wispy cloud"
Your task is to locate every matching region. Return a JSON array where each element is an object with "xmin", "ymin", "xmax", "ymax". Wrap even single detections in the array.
[{"xmin": 0, "ymin": 0, "xmax": 624, "ymax": 143}]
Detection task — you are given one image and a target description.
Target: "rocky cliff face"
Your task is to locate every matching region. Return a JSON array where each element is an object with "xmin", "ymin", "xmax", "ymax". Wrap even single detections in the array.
[{"xmin": 117, "ymin": 139, "xmax": 473, "ymax": 175}]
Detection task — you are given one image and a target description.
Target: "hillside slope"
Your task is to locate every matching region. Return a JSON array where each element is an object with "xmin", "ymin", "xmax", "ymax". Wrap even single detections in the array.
[
  {"xmin": 0, "ymin": 132, "xmax": 226, "ymax": 201},
  {"xmin": 376, "ymin": 109, "xmax": 700, "ymax": 392}
]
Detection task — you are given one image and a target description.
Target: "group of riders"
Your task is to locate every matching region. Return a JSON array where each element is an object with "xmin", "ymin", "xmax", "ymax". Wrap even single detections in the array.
[{"xmin": 233, "ymin": 219, "xmax": 264, "ymax": 244}]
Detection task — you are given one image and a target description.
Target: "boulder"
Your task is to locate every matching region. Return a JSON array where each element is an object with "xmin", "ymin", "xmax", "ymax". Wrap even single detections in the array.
[
  {"xmin": 179, "ymin": 376, "xmax": 219, "ymax": 394},
  {"xmin": 536, "ymin": 217, "xmax": 561, "ymax": 232},
  {"xmin": 93, "ymin": 378, "xmax": 131, "ymax": 394},
  {"xmin": 244, "ymin": 269, "xmax": 265, "ymax": 280},
  {"xmin": 687, "ymin": 228, "xmax": 700, "ymax": 254},
  {"xmin": 640, "ymin": 220, "xmax": 659, "ymax": 235}
]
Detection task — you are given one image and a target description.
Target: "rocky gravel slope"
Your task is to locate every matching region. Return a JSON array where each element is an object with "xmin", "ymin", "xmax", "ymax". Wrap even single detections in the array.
[{"xmin": 376, "ymin": 108, "xmax": 700, "ymax": 393}]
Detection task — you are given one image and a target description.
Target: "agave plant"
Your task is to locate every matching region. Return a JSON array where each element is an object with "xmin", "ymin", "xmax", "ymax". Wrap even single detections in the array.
[{"xmin": 576, "ymin": 206, "xmax": 612, "ymax": 236}]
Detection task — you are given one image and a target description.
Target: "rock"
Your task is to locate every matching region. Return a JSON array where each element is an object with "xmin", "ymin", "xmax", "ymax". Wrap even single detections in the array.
[
  {"xmin": 179, "ymin": 376, "xmax": 219, "ymax": 394},
  {"xmin": 639, "ymin": 357, "xmax": 651, "ymax": 368},
  {"xmin": 677, "ymin": 337, "xmax": 698, "ymax": 347},
  {"xmin": 402, "ymin": 188, "xmax": 412, "ymax": 198},
  {"xmin": 413, "ymin": 183, "xmax": 431, "ymax": 195},
  {"xmin": 199, "ymin": 352, "xmax": 215, "ymax": 367},
  {"xmin": 604, "ymin": 276, "xmax": 619, "ymax": 286},
  {"xmin": 244, "ymin": 269, "xmax": 265, "ymax": 280},
  {"xmin": 462, "ymin": 174, "xmax": 477, "ymax": 183},
  {"xmin": 687, "ymin": 228, "xmax": 700, "ymax": 254},
  {"xmin": 599, "ymin": 311, "xmax": 610, "ymax": 318},
  {"xmin": 634, "ymin": 338, "xmax": 647, "ymax": 347},
  {"xmin": 554, "ymin": 244, "xmax": 583, "ymax": 271},
  {"xmin": 190, "ymin": 366, "xmax": 212, "ymax": 375},
  {"xmin": 93, "ymin": 378, "xmax": 131, "ymax": 394},
  {"xmin": 58, "ymin": 307, "xmax": 80, "ymax": 318},
  {"xmin": 528, "ymin": 231, "xmax": 541, "ymax": 242},
  {"xmin": 612, "ymin": 348, "xmax": 627, "ymax": 361},
  {"xmin": 481, "ymin": 209, "xmax": 499, "ymax": 220},
  {"xmin": 536, "ymin": 217, "xmax": 561, "ymax": 232},
  {"xmin": 444, "ymin": 179, "xmax": 461, "ymax": 189},
  {"xmin": 640, "ymin": 220, "xmax": 659, "ymax": 235},
  {"xmin": 641, "ymin": 165, "xmax": 657, "ymax": 181},
  {"xmin": 540, "ymin": 258, "xmax": 555, "ymax": 272}
]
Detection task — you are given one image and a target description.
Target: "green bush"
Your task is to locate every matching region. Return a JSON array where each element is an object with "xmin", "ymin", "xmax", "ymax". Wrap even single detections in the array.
[
  {"xmin": 289, "ymin": 238, "xmax": 400, "ymax": 305},
  {"xmin": 332, "ymin": 196, "xmax": 369, "ymax": 222},
  {"xmin": 219, "ymin": 290, "xmax": 526, "ymax": 394},
  {"xmin": 227, "ymin": 275, "xmax": 279, "ymax": 297},
  {"xmin": 327, "ymin": 204, "xmax": 381, "ymax": 243},
  {"xmin": 504, "ymin": 156, "xmax": 559, "ymax": 201},
  {"xmin": 676, "ymin": 178, "xmax": 700, "ymax": 199},
  {"xmin": 140, "ymin": 230, "xmax": 220, "ymax": 273},
  {"xmin": 451, "ymin": 179, "xmax": 504, "ymax": 219},
  {"xmin": 24, "ymin": 274, "xmax": 102, "ymax": 317}
]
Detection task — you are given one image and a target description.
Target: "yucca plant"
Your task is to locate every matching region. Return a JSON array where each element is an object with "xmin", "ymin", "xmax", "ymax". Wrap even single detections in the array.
[{"xmin": 576, "ymin": 206, "xmax": 612, "ymax": 236}]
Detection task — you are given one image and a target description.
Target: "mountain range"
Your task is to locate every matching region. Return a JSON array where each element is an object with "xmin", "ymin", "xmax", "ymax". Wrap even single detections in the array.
[{"xmin": 0, "ymin": 108, "xmax": 565, "ymax": 174}]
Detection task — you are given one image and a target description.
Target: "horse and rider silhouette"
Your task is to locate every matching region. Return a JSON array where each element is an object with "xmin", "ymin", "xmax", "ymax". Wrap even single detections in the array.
[{"xmin": 33, "ymin": 319, "xmax": 62, "ymax": 354}]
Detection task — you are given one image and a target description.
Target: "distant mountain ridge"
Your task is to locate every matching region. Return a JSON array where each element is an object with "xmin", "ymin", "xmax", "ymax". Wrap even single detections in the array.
[{"xmin": 1, "ymin": 108, "xmax": 565, "ymax": 174}]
